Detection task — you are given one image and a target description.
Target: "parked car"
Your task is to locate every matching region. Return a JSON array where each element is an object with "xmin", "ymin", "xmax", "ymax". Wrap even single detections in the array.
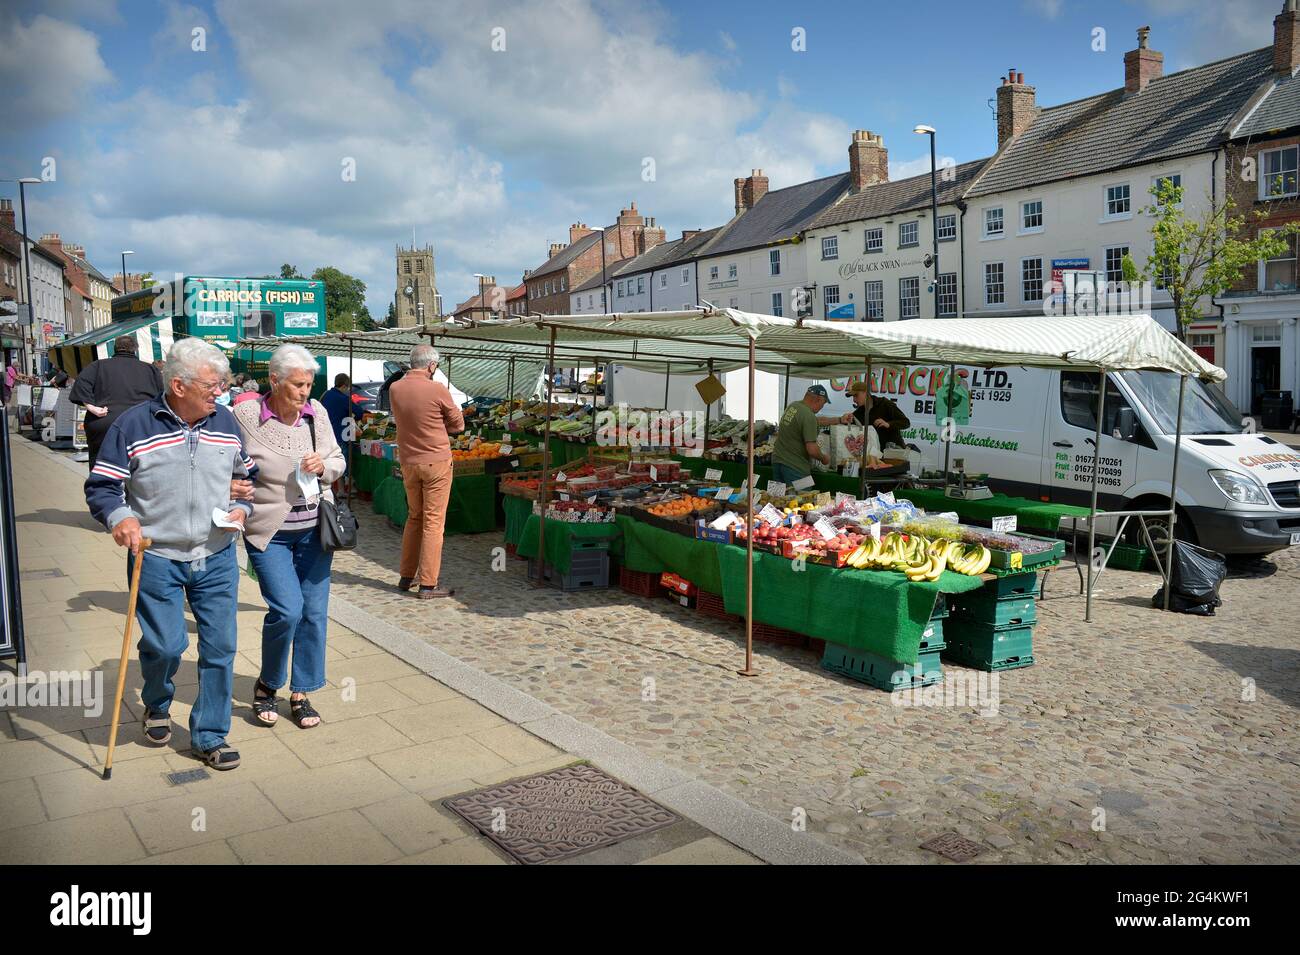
[{"xmin": 349, "ymin": 381, "xmax": 384, "ymax": 414}]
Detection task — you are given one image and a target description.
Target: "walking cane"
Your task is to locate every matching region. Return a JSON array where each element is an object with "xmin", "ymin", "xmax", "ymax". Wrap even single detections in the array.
[{"xmin": 103, "ymin": 538, "xmax": 151, "ymax": 780}]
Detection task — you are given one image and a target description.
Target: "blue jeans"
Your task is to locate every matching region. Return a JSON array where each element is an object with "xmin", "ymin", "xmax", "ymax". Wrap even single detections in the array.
[
  {"xmin": 246, "ymin": 527, "xmax": 333, "ymax": 694},
  {"xmin": 129, "ymin": 542, "xmax": 238, "ymax": 752},
  {"xmin": 770, "ymin": 461, "xmax": 811, "ymax": 485}
]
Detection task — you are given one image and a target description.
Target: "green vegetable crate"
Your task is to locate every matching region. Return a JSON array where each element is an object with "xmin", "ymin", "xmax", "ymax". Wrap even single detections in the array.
[
  {"xmin": 978, "ymin": 571, "xmax": 1039, "ymax": 599},
  {"xmin": 822, "ymin": 643, "xmax": 943, "ymax": 691},
  {"xmin": 942, "ymin": 623, "xmax": 1035, "ymax": 671},
  {"xmin": 984, "ymin": 534, "xmax": 1065, "ymax": 571},
  {"xmin": 951, "ymin": 592, "xmax": 1037, "ymax": 628}
]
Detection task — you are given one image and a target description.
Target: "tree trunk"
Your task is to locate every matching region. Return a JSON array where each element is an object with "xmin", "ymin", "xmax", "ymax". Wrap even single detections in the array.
[{"xmin": 1172, "ymin": 292, "xmax": 1187, "ymax": 343}]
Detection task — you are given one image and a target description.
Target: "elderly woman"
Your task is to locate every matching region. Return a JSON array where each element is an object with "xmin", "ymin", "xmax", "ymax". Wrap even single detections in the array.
[{"xmin": 233, "ymin": 344, "xmax": 345, "ymax": 728}]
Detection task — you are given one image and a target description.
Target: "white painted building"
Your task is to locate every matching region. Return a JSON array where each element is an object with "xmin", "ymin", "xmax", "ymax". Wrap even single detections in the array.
[
  {"xmin": 803, "ymin": 159, "xmax": 986, "ymax": 322},
  {"xmin": 20, "ymin": 241, "xmax": 65, "ymax": 361}
]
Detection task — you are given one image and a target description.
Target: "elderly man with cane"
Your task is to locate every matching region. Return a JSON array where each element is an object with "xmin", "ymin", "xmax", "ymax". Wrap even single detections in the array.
[{"xmin": 86, "ymin": 338, "xmax": 256, "ymax": 772}]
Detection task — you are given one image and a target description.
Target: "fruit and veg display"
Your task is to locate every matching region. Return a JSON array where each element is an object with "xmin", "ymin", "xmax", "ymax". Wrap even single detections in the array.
[
  {"xmin": 645, "ymin": 497, "xmax": 718, "ymax": 518},
  {"xmin": 451, "ymin": 441, "xmax": 507, "ymax": 461},
  {"xmin": 960, "ymin": 528, "xmax": 1058, "ymax": 554},
  {"xmin": 842, "ymin": 533, "xmax": 991, "ymax": 580}
]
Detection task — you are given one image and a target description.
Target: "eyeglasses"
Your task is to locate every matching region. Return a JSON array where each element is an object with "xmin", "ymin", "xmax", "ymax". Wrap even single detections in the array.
[{"xmin": 188, "ymin": 378, "xmax": 226, "ymax": 395}]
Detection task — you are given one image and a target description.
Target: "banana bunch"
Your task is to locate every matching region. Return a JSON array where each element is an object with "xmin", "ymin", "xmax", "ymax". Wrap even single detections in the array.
[
  {"xmin": 945, "ymin": 540, "xmax": 992, "ymax": 576},
  {"xmin": 842, "ymin": 533, "xmax": 992, "ymax": 580}
]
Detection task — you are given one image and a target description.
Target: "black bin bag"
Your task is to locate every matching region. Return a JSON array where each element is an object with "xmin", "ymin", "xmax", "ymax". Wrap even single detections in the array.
[{"xmin": 1151, "ymin": 541, "xmax": 1226, "ymax": 616}]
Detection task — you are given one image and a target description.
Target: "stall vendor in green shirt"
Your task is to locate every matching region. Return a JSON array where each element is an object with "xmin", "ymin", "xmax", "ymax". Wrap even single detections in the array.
[{"xmin": 771, "ymin": 385, "xmax": 841, "ymax": 483}]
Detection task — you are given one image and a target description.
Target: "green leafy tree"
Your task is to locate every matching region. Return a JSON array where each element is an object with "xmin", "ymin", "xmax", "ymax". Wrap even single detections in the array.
[
  {"xmin": 1142, "ymin": 178, "xmax": 1300, "ymax": 341},
  {"xmin": 310, "ymin": 266, "xmax": 369, "ymax": 333},
  {"xmin": 279, "ymin": 263, "xmax": 303, "ymax": 279},
  {"xmin": 385, "ymin": 301, "xmax": 397, "ymax": 327}
]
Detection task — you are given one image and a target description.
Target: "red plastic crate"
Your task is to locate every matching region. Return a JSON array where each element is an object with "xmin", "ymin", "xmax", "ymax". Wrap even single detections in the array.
[
  {"xmin": 751, "ymin": 621, "xmax": 809, "ymax": 648},
  {"xmin": 619, "ymin": 566, "xmax": 660, "ymax": 598},
  {"xmin": 696, "ymin": 590, "xmax": 741, "ymax": 624}
]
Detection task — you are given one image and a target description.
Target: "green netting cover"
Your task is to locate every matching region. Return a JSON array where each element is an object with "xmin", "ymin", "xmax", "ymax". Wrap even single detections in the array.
[
  {"xmin": 896, "ymin": 488, "xmax": 1090, "ymax": 533},
  {"xmin": 517, "ymin": 514, "xmax": 620, "ymax": 573},
  {"xmin": 614, "ymin": 516, "xmax": 725, "ymax": 594},
  {"xmin": 372, "ymin": 472, "xmax": 499, "ymax": 535}
]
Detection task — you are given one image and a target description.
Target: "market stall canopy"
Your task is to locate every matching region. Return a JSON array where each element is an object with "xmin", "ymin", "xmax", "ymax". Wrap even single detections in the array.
[
  {"xmin": 424, "ymin": 310, "xmax": 1226, "ymax": 382},
  {"xmin": 233, "ymin": 326, "xmax": 547, "ymax": 399},
  {"xmin": 48, "ymin": 314, "xmax": 176, "ymax": 376}
]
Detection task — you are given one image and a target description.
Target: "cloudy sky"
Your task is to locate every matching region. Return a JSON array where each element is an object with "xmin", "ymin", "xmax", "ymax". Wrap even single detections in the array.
[{"xmin": 0, "ymin": 0, "xmax": 1283, "ymax": 316}]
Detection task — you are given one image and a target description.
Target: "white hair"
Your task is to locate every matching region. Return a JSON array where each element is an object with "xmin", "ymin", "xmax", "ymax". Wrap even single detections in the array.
[
  {"xmin": 409, "ymin": 344, "xmax": 440, "ymax": 369},
  {"xmin": 269, "ymin": 343, "xmax": 319, "ymax": 381},
  {"xmin": 162, "ymin": 337, "xmax": 229, "ymax": 387}
]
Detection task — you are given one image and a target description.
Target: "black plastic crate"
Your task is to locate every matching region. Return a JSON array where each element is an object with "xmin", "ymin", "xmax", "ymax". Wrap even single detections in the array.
[{"xmin": 527, "ymin": 551, "xmax": 610, "ymax": 591}]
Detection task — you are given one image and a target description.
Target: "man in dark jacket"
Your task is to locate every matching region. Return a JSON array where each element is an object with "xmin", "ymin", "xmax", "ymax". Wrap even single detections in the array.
[
  {"xmin": 69, "ymin": 335, "xmax": 163, "ymax": 470},
  {"xmin": 840, "ymin": 380, "xmax": 911, "ymax": 449}
]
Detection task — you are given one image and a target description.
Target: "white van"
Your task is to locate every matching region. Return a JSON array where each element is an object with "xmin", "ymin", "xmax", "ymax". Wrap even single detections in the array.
[{"xmin": 789, "ymin": 366, "xmax": 1300, "ymax": 557}]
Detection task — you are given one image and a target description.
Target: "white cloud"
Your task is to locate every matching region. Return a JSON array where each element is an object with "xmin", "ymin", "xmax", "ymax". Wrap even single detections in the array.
[
  {"xmin": 1023, "ymin": 0, "xmax": 1063, "ymax": 19},
  {"xmin": 0, "ymin": 12, "xmax": 111, "ymax": 126},
  {"xmin": 889, "ymin": 153, "xmax": 960, "ymax": 181},
  {"xmin": 718, "ymin": 30, "xmax": 737, "ymax": 52}
]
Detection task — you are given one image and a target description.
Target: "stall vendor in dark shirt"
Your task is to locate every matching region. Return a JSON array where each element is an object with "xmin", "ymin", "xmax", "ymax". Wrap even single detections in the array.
[{"xmin": 839, "ymin": 380, "xmax": 910, "ymax": 449}]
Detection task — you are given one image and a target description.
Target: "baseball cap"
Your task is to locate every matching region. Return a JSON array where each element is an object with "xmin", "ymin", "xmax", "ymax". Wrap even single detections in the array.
[
  {"xmin": 847, "ymin": 380, "xmax": 869, "ymax": 394},
  {"xmin": 805, "ymin": 385, "xmax": 830, "ymax": 400}
]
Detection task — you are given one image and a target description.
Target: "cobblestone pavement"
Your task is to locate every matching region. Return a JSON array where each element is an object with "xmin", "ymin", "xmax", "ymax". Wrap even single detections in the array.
[{"xmin": 332, "ymin": 507, "xmax": 1300, "ymax": 864}]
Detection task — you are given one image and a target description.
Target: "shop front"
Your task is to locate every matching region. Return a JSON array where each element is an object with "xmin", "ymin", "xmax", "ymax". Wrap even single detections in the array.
[{"xmin": 1221, "ymin": 296, "xmax": 1299, "ymax": 425}]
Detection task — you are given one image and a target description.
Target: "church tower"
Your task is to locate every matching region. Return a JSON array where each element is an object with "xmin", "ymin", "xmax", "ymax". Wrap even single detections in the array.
[{"xmin": 395, "ymin": 243, "xmax": 438, "ymax": 327}]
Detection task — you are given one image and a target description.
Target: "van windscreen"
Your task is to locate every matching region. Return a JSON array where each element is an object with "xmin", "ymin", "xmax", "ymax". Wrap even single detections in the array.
[{"xmin": 1120, "ymin": 371, "xmax": 1243, "ymax": 435}]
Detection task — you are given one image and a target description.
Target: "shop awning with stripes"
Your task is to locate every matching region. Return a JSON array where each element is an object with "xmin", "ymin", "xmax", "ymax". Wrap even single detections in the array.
[{"xmin": 48, "ymin": 315, "xmax": 176, "ymax": 375}]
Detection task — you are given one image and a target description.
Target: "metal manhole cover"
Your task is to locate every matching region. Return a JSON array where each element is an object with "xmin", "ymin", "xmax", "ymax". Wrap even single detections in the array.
[
  {"xmin": 920, "ymin": 832, "xmax": 985, "ymax": 863},
  {"xmin": 165, "ymin": 768, "xmax": 211, "ymax": 785},
  {"xmin": 20, "ymin": 568, "xmax": 66, "ymax": 580},
  {"xmin": 443, "ymin": 764, "xmax": 679, "ymax": 864}
]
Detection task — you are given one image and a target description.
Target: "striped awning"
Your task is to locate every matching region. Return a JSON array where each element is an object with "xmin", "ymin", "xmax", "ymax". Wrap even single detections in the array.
[{"xmin": 48, "ymin": 316, "xmax": 176, "ymax": 376}]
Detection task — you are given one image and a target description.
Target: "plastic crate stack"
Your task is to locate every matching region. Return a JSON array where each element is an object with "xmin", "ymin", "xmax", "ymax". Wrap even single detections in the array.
[
  {"xmin": 942, "ymin": 572, "xmax": 1037, "ymax": 671},
  {"xmin": 527, "ymin": 538, "xmax": 612, "ymax": 591},
  {"xmin": 819, "ymin": 596, "xmax": 947, "ymax": 691}
]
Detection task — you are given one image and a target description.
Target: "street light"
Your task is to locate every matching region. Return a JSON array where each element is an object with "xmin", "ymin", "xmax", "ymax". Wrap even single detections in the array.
[
  {"xmin": 120, "ymin": 250, "xmax": 135, "ymax": 295},
  {"xmin": 472, "ymin": 273, "xmax": 488, "ymax": 319},
  {"xmin": 913, "ymin": 125, "xmax": 940, "ymax": 318},
  {"xmin": 2, "ymin": 177, "xmax": 43, "ymax": 375}
]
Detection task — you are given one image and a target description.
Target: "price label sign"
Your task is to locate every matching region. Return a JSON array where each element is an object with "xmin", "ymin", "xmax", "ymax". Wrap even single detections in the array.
[
  {"xmin": 650, "ymin": 465, "xmax": 658, "ymax": 482},
  {"xmin": 710, "ymin": 510, "xmax": 740, "ymax": 530},
  {"xmin": 587, "ymin": 494, "xmax": 598, "ymax": 504},
  {"xmin": 767, "ymin": 480, "xmax": 787, "ymax": 497},
  {"xmin": 790, "ymin": 513, "xmax": 803, "ymax": 525},
  {"xmin": 868, "ymin": 522, "xmax": 881, "ymax": 541},
  {"xmin": 878, "ymin": 490, "xmax": 896, "ymax": 505},
  {"xmin": 510, "ymin": 460, "xmax": 519, "ymax": 468},
  {"xmin": 558, "ymin": 492, "xmax": 570, "ymax": 501},
  {"xmin": 500, "ymin": 444, "xmax": 512, "ymax": 455},
  {"xmin": 846, "ymin": 462, "xmax": 860, "ymax": 478},
  {"xmin": 705, "ymin": 468, "xmax": 723, "ymax": 482},
  {"xmin": 813, "ymin": 517, "xmax": 837, "ymax": 541},
  {"xmin": 992, "ymin": 515, "xmax": 1018, "ymax": 534},
  {"xmin": 835, "ymin": 491, "xmax": 855, "ymax": 505},
  {"xmin": 759, "ymin": 503, "xmax": 783, "ymax": 525},
  {"xmin": 715, "ymin": 486, "xmax": 734, "ymax": 500},
  {"xmin": 792, "ymin": 475, "xmax": 816, "ymax": 491},
  {"xmin": 555, "ymin": 471, "xmax": 567, "ymax": 482}
]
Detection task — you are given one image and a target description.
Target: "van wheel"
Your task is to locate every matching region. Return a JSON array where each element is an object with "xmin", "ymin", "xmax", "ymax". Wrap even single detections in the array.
[{"xmin": 1127, "ymin": 506, "xmax": 1196, "ymax": 553}]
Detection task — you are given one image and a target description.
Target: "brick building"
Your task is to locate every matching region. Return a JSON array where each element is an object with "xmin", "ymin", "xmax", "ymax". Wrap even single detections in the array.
[{"xmin": 523, "ymin": 204, "xmax": 667, "ymax": 314}]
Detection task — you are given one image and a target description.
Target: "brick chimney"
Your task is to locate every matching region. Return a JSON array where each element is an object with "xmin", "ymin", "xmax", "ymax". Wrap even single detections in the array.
[
  {"xmin": 65, "ymin": 243, "xmax": 85, "ymax": 259},
  {"xmin": 569, "ymin": 222, "xmax": 594, "ymax": 244},
  {"xmin": 848, "ymin": 130, "xmax": 888, "ymax": 193},
  {"xmin": 0, "ymin": 198, "xmax": 13, "ymax": 231},
  {"xmin": 40, "ymin": 232, "xmax": 63, "ymax": 254},
  {"xmin": 548, "ymin": 242, "xmax": 567, "ymax": 259},
  {"xmin": 996, "ymin": 69, "xmax": 1037, "ymax": 148},
  {"xmin": 734, "ymin": 178, "xmax": 745, "ymax": 214},
  {"xmin": 1276, "ymin": 0, "xmax": 1300, "ymax": 74},
  {"xmin": 1124, "ymin": 26, "xmax": 1163, "ymax": 92}
]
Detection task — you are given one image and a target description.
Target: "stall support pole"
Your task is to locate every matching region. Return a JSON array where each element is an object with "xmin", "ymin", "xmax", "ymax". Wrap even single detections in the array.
[
  {"xmin": 347, "ymin": 340, "xmax": 355, "ymax": 507},
  {"xmin": 1162, "ymin": 375, "xmax": 1187, "ymax": 612},
  {"xmin": 663, "ymin": 361, "xmax": 671, "ymax": 412},
  {"xmin": 739, "ymin": 336, "xmax": 757, "ymax": 678},
  {"xmin": 1085, "ymin": 368, "xmax": 1106, "ymax": 623},
  {"xmin": 942, "ymin": 363, "xmax": 955, "ymax": 491},
  {"xmin": 534, "ymin": 328, "xmax": 558, "ymax": 589},
  {"xmin": 783, "ymin": 364, "xmax": 791, "ymax": 408},
  {"xmin": 507, "ymin": 357, "xmax": 514, "ymax": 405},
  {"xmin": 702, "ymin": 358, "xmax": 715, "ymax": 460},
  {"xmin": 857, "ymin": 361, "xmax": 873, "ymax": 499}
]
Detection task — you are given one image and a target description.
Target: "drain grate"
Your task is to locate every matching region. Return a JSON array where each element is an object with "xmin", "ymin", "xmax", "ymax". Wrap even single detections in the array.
[
  {"xmin": 920, "ymin": 832, "xmax": 985, "ymax": 862},
  {"xmin": 20, "ymin": 568, "xmax": 66, "ymax": 580},
  {"xmin": 165, "ymin": 768, "xmax": 211, "ymax": 785},
  {"xmin": 443, "ymin": 764, "xmax": 679, "ymax": 864}
]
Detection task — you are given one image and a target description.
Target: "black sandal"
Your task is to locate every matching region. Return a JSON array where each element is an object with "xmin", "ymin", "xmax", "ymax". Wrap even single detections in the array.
[
  {"xmin": 252, "ymin": 679, "xmax": 279, "ymax": 725},
  {"xmin": 290, "ymin": 695, "xmax": 320, "ymax": 729},
  {"xmin": 192, "ymin": 744, "xmax": 240, "ymax": 771}
]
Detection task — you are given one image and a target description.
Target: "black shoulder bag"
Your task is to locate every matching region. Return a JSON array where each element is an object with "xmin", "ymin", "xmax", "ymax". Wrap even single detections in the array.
[{"xmin": 308, "ymin": 413, "xmax": 358, "ymax": 552}]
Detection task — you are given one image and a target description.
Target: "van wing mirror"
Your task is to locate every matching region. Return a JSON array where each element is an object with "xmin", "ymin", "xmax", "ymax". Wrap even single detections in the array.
[{"xmin": 1112, "ymin": 407, "xmax": 1138, "ymax": 442}]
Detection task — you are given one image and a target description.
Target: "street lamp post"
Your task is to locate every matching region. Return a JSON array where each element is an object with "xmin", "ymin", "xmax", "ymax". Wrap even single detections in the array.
[
  {"xmin": 914, "ymin": 125, "xmax": 939, "ymax": 318},
  {"xmin": 120, "ymin": 250, "xmax": 135, "ymax": 297},
  {"xmin": 15, "ymin": 178, "xmax": 41, "ymax": 375}
]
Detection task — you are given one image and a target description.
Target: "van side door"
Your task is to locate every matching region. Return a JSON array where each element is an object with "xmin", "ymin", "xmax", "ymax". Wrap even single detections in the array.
[{"xmin": 1045, "ymin": 371, "xmax": 1141, "ymax": 508}]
